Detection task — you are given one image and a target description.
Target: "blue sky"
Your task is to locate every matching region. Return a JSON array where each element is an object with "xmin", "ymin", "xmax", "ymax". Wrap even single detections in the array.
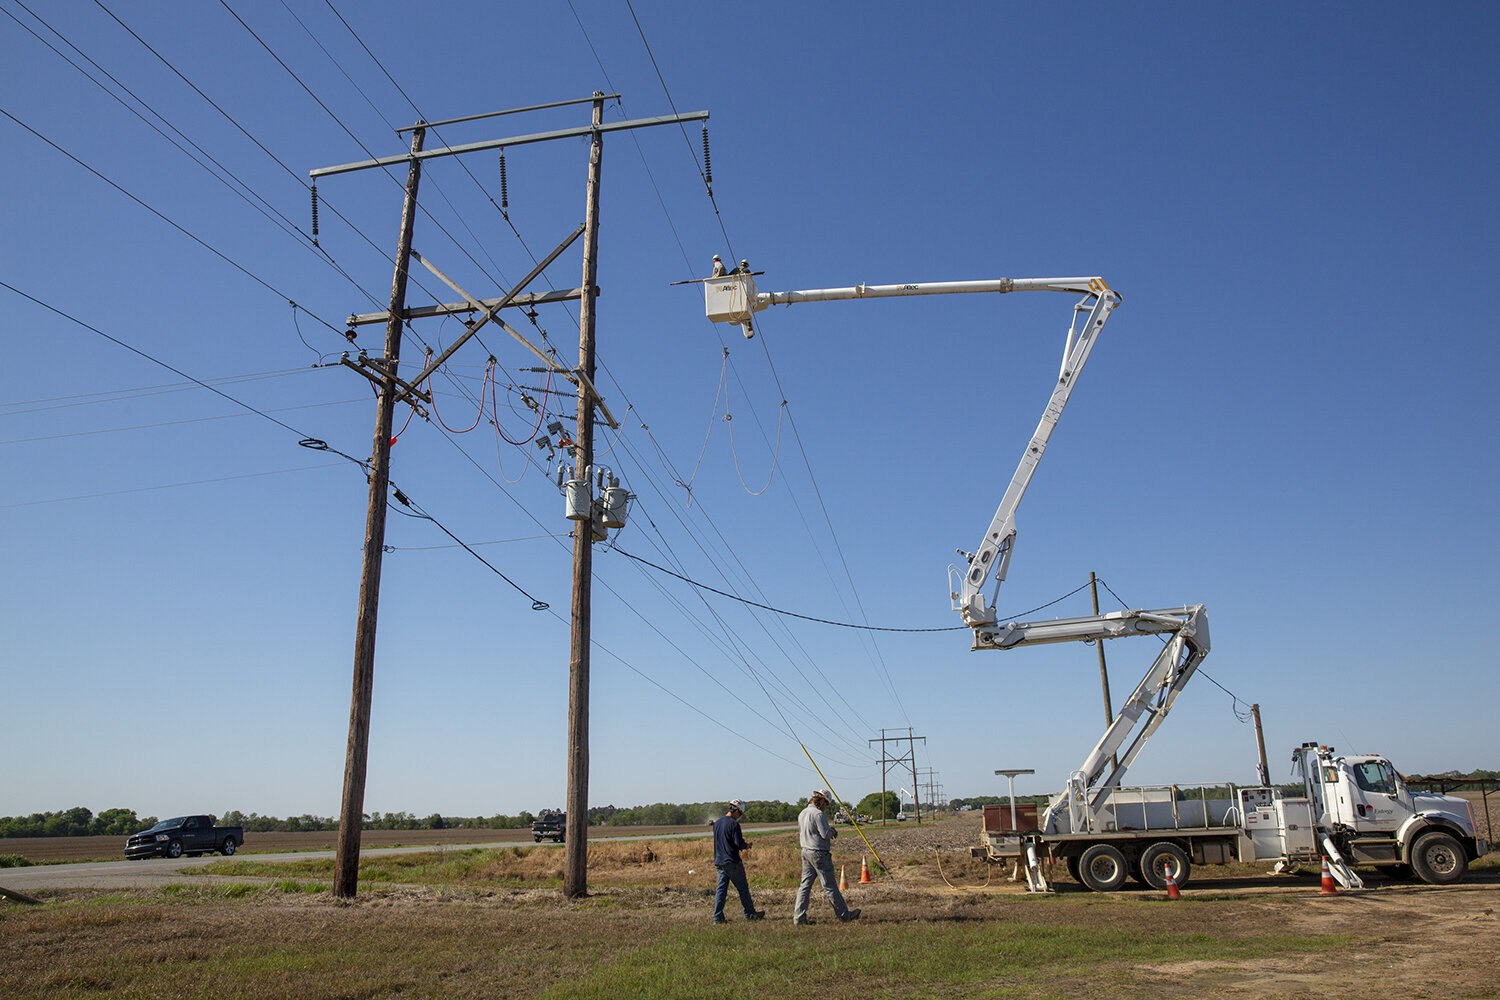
[{"xmin": 3, "ymin": 1, "xmax": 1496, "ymax": 823}]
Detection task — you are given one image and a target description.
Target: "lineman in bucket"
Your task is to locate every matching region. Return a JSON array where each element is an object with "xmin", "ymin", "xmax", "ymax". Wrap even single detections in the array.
[
  {"xmin": 711, "ymin": 799, "xmax": 765, "ymax": 923},
  {"xmin": 793, "ymin": 790, "xmax": 860, "ymax": 925}
]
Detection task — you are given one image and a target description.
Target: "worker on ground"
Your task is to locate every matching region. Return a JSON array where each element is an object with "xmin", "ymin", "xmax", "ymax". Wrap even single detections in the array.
[
  {"xmin": 793, "ymin": 789, "xmax": 860, "ymax": 925},
  {"xmin": 711, "ymin": 799, "xmax": 765, "ymax": 923}
]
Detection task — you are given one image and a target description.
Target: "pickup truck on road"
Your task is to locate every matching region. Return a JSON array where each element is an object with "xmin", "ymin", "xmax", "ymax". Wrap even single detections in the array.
[
  {"xmin": 124, "ymin": 815, "xmax": 244, "ymax": 859},
  {"xmin": 530, "ymin": 811, "xmax": 565, "ymax": 843}
]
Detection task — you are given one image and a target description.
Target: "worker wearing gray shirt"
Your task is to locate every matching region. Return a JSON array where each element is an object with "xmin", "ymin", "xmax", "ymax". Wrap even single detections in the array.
[{"xmin": 793, "ymin": 789, "xmax": 860, "ymax": 924}]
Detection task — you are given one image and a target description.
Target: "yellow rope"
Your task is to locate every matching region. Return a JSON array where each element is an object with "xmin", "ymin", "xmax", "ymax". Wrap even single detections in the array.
[
  {"xmin": 934, "ymin": 848, "xmax": 993, "ymax": 890},
  {"xmin": 800, "ymin": 743, "xmax": 890, "ymax": 877}
]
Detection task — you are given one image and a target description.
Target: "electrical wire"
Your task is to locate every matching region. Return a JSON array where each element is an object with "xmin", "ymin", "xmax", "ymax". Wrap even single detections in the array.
[
  {"xmin": 4, "ymin": 279, "xmax": 551, "ymax": 612},
  {"xmin": 613, "ymin": 547, "xmax": 965, "ymax": 633},
  {"xmin": 1094, "ymin": 576, "xmax": 1253, "ymax": 723}
]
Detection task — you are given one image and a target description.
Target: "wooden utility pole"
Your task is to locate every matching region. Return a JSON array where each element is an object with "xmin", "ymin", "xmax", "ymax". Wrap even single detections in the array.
[
  {"xmin": 1252, "ymin": 703, "xmax": 1270, "ymax": 786},
  {"xmin": 1089, "ymin": 572, "xmax": 1118, "ymax": 772},
  {"xmin": 563, "ymin": 93, "xmax": 605, "ymax": 900},
  {"xmin": 335, "ymin": 126, "xmax": 425, "ymax": 899},
  {"xmin": 310, "ymin": 95, "xmax": 706, "ymax": 904}
]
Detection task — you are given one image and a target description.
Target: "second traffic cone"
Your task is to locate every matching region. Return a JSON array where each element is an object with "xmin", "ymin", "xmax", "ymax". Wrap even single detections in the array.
[
  {"xmin": 1320, "ymin": 857, "xmax": 1338, "ymax": 895},
  {"xmin": 839, "ymin": 865, "xmax": 848, "ymax": 891},
  {"xmin": 1164, "ymin": 869, "xmax": 1180, "ymax": 900},
  {"xmin": 860, "ymin": 856, "xmax": 872, "ymax": 884}
]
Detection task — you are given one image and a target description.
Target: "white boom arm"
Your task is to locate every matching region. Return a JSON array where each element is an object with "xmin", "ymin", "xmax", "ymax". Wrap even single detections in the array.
[
  {"xmin": 701, "ymin": 270, "xmax": 1121, "ymax": 637},
  {"xmin": 981, "ymin": 605, "xmax": 1211, "ymax": 833}
]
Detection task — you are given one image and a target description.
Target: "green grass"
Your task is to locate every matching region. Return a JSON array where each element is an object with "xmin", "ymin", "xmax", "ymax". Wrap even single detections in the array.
[
  {"xmin": 0, "ymin": 888, "xmax": 1364, "ymax": 1000},
  {"xmin": 537, "ymin": 921, "xmax": 1353, "ymax": 1000}
]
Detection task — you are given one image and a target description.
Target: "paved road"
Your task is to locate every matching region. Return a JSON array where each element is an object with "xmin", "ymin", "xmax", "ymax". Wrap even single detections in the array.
[{"xmin": 0, "ymin": 826, "xmax": 794, "ymax": 895}]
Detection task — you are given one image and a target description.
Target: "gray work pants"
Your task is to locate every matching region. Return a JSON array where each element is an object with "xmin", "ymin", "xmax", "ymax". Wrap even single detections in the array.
[{"xmin": 793, "ymin": 847, "xmax": 849, "ymax": 921}]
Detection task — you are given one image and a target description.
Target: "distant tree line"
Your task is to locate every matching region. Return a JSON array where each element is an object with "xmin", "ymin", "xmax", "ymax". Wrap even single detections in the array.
[
  {"xmin": 0, "ymin": 807, "xmax": 149, "ymax": 838},
  {"xmin": 587, "ymin": 799, "xmax": 802, "ymax": 826},
  {"xmin": 1, "ymin": 800, "xmax": 807, "ymax": 838}
]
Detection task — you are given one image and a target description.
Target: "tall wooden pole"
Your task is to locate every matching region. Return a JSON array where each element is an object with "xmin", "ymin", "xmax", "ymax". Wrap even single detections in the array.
[
  {"xmin": 334, "ymin": 126, "xmax": 424, "ymax": 900},
  {"xmin": 1089, "ymin": 572, "xmax": 1118, "ymax": 772},
  {"xmin": 563, "ymin": 94, "xmax": 604, "ymax": 900}
]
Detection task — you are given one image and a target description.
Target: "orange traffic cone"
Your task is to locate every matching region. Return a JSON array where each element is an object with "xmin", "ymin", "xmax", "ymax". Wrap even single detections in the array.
[
  {"xmin": 1164, "ymin": 868, "xmax": 1180, "ymax": 900},
  {"xmin": 860, "ymin": 856, "xmax": 872, "ymax": 884},
  {"xmin": 1320, "ymin": 858, "xmax": 1337, "ymax": 895},
  {"xmin": 839, "ymin": 866, "xmax": 848, "ymax": 891}
]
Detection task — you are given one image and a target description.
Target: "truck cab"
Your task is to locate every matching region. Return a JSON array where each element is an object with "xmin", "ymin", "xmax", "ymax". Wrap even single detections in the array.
[{"xmin": 1296, "ymin": 743, "xmax": 1487, "ymax": 883}]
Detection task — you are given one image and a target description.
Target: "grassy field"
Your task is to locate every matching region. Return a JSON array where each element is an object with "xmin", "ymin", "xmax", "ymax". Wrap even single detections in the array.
[
  {"xmin": 0, "ymin": 880, "xmax": 1367, "ymax": 999},
  {"xmin": 3, "ymin": 817, "xmax": 1497, "ymax": 998}
]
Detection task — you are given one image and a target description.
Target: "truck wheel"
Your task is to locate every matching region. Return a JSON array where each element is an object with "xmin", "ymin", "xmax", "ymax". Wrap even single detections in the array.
[
  {"xmin": 1139, "ymin": 842, "xmax": 1191, "ymax": 891},
  {"xmin": 166, "ymin": 840, "xmax": 183, "ymax": 859},
  {"xmin": 534, "ymin": 836, "xmax": 542, "ymax": 843},
  {"xmin": 221, "ymin": 838, "xmax": 237, "ymax": 856},
  {"xmin": 1077, "ymin": 844, "xmax": 1129, "ymax": 892},
  {"xmin": 1410, "ymin": 831, "xmax": 1467, "ymax": 885},
  {"xmin": 1065, "ymin": 855, "xmax": 1082, "ymax": 883}
]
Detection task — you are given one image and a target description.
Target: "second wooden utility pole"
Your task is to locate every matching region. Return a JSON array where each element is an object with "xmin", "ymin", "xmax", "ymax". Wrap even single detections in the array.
[
  {"xmin": 563, "ymin": 94, "xmax": 604, "ymax": 900},
  {"xmin": 1089, "ymin": 571, "xmax": 1118, "ymax": 773},
  {"xmin": 334, "ymin": 126, "xmax": 425, "ymax": 900}
]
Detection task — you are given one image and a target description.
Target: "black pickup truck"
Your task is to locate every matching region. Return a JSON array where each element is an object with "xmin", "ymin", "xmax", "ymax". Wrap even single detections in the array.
[
  {"xmin": 124, "ymin": 815, "xmax": 244, "ymax": 859},
  {"xmin": 530, "ymin": 811, "xmax": 565, "ymax": 843}
]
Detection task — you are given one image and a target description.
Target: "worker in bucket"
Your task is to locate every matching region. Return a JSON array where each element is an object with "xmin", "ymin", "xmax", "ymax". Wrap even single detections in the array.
[
  {"xmin": 793, "ymin": 790, "xmax": 860, "ymax": 925},
  {"xmin": 711, "ymin": 799, "xmax": 765, "ymax": 923}
]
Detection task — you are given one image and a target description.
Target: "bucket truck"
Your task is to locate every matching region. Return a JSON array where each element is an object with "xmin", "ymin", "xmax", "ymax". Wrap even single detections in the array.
[{"xmin": 699, "ymin": 266, "xmax": 1489, "ymax": 891}]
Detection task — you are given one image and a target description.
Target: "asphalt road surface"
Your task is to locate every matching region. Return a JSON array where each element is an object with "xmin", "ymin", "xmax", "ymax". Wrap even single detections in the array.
[{"xmin": 0, "ymin": 827, "xmax": 794, "ymax": 895}]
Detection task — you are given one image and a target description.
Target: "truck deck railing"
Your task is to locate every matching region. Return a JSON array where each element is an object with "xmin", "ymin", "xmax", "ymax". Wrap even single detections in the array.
[{"xmin": 1052, "ymin": 782, "xmax": 1242, "ymax": 835}]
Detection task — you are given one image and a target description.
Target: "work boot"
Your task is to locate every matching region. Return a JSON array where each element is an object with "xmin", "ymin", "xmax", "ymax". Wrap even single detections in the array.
[
  {"xmin": 838, "ymin": 908, "xmax": 861, "ymax": 922},
  {"xmin": 793, "ymin": 917, "xmax": 814, "ymax": 926},
  {"xmin": 745, "ymin": 911, "xmax": 765, "ymax": 920}
]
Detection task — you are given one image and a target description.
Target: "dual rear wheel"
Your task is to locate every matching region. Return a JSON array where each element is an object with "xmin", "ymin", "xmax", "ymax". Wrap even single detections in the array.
[{"xmin": 1071, "ymin": 841, "xmax": 1191, "ymax": 893}]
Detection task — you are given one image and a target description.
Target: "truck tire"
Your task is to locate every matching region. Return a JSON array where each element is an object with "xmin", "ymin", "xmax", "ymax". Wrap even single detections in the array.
[
  {"xmin": 221, "ymin": 837, "xmax": 237, "ymax": 856},
  {"xmin": 1139, "ymin": 842, "xmax": 1191, "ymax": 891},
  {"xmin": 1077, "ymin": 844, "xmax": 1129, "ymax": 892},
  {"xmin": 1409, "ymin": 830, "xmax": 1467, "ymax": 885},
  {"xmin": 1065, "ymin": 855, "xmax": 1082, "ymax": 883},
  {"xmin": 166, "ymin": 840, "xmax": 183, "ymax": 859},
  {"xmin": 534, "ymin": 836, "xmax": 542, "ymax": 843}
]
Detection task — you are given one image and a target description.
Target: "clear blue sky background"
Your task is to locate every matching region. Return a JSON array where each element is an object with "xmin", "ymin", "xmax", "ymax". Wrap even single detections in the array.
[{"xmin": 3, "ymin": 1, "xmax": 1496, "ymax": 823}]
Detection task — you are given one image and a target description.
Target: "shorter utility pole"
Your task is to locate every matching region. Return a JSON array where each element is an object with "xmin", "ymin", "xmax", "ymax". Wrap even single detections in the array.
[
  {"xmin": 1089, "ymin": 571, "xmax": 1118, "ymax": 773},
  {"xmin": 1252, "ymin": 704, "xmax": 1270, "ymax": 786}
]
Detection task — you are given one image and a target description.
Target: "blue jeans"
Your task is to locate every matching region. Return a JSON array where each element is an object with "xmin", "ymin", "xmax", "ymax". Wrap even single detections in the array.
[
  {"xmin": 793, "ymin": 848, "xmax": 849, "ymax": 921},
  {"xmin": 713, "ymin": 860, "xmax": 756, "ymax": 920}
]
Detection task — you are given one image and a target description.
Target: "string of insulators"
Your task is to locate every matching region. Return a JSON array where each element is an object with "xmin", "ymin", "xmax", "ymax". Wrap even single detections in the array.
[
  {"xmin": 701, "ymin": 125, "xmax": 712, "ymax": 188},
  {"xmin": 310, "ymin": 182, "xmax": 320, "ymax": 245},
  {"xmin": 499, "ymin": 151, "xmax": 508, "ymax": 210}
]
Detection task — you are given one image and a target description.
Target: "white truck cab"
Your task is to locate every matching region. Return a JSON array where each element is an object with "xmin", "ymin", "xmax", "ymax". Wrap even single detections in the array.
[{"xmin": 1295, "ymin": 743, "xmax": 1486, "ymax": 884}]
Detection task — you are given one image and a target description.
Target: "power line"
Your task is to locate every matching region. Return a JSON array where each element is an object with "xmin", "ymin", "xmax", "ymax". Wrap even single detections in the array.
[
  {"xmin": 613, "ymin": 547, "xmax": 965, "ymax": 633},
  {"xmin": 0, "ymin": 462, "xmax": 345, "ymax": 509},
  {"xmin": 2, "ymin": 279, "xmax": 551, "ymax": 612}
]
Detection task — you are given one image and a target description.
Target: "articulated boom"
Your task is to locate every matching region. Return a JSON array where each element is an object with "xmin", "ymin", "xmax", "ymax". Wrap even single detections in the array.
[
  {"xmin": 698, "ymin": 266, "xmax": 1122, "ymax": 640},
  {"xmin": 978, "ymin": 605, "xmax": 1211, "ymax": 833},
  {"xmin": 950, "ymin": 281, "xmax": 1119, "ymax": 631}
]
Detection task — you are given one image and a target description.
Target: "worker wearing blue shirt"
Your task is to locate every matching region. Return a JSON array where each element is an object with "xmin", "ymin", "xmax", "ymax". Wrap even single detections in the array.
[{"xmin": 711, "ymin": 799, "xmax": 765, "ymax": 923}]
